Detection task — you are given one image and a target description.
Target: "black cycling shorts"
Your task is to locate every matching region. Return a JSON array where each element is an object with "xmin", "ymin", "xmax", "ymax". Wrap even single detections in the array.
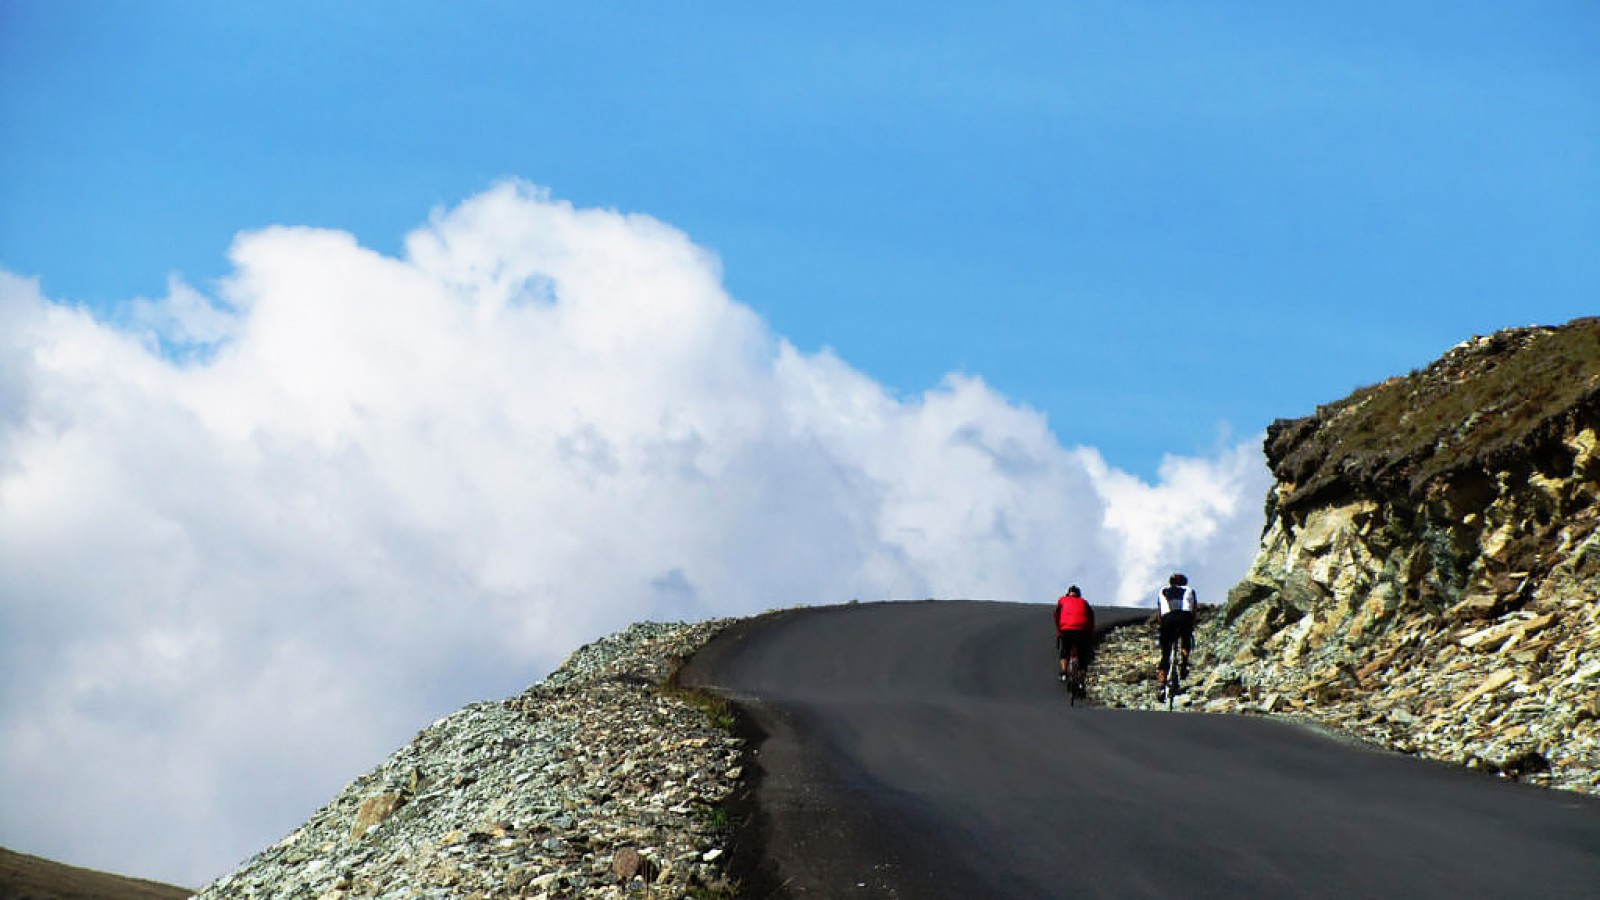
[
  {"xmin": 1159, "ymin": 611, "xmax": 1195, "ymax": 669},
  {"xmin": 1057, "ymin": 629, "xmax": 1094, "ymax": 668}
]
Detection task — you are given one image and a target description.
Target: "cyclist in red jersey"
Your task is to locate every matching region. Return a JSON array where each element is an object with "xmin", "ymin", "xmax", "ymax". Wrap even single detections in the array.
[{"xmin": 1054, "ymin": 585, "xmax": 1096, "ymax": 682}]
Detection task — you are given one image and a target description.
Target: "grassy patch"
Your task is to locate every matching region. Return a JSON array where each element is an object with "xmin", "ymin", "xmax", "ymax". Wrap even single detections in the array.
[
  {"xmin": 1268, "ymin": 318, "xmax": 1600, "ymax": 511},
  {"xmin": 659, "ymin": 683, "xmax": 738, "ymax": 731}
]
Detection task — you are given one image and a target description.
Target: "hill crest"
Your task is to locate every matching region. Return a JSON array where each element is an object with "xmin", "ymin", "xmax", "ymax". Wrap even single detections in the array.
[{"xmin": 1155, "ymin": 316, "xmax": 1600, "ymax": 789}]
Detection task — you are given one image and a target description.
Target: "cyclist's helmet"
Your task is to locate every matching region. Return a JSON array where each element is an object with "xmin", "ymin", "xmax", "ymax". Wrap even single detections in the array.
[
  {"xmin": 1066, "ymin": 585, "xmax": 1082, "ymax": 597},
  {"xmin": 1169, "ymin": 572, "xmax": 1188, "ymax": 586}
]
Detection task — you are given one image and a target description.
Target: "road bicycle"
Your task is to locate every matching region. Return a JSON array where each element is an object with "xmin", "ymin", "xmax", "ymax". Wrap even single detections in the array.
[{"xmin": 1065, "ymin": 647, "xmax": 1088, "ymax": 706}]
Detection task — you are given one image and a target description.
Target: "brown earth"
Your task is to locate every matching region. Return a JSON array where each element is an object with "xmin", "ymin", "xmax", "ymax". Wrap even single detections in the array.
[{"xmin": 0, "ymin": 847, "xmax": 191, "ymax": 900}]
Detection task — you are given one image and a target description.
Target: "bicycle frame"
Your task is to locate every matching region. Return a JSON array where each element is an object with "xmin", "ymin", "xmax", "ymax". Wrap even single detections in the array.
[{"xmin": 1066, "ymin": 646, "xmax": 1088, "ymax": 706}]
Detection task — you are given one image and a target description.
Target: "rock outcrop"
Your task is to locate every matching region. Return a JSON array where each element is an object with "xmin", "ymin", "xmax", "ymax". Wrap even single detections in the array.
[
  {"xmin": 1096, "ymin": 318, "xmax": 1600, "ymax": 794},
  {"xmin": 196, "ymin": 621, "xmax": 745, "ymax": 900}
]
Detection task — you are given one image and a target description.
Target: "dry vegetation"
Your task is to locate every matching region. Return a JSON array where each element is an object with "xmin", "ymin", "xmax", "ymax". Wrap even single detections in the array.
[
  {"xmin": 0, "ymin": 847, "xmax": 190, "ymax": 900},
  {"xmin": 1267, "ymin": 317, "xmax": 1600, "ymax": 512}
]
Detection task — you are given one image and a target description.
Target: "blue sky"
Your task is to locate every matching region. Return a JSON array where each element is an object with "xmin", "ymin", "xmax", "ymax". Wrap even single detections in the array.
[
  {"xmin": 2, "ymin": 1, "xmax": 1598, "ymax": 886},
  {"xmin": 5, "ymin": 2, "xmax": 1594, "ymax": 476}
]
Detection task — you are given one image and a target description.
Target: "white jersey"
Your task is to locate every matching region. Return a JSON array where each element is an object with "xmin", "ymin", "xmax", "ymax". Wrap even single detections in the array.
[{"xmin": 1157, "ymin": 584, "xmax": 1197, "ymax": 616}]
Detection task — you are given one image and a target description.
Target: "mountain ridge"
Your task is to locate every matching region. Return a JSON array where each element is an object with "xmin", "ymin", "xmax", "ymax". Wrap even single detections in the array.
[{"xmin": 0, "ymin": 846, "xmax": 190, "ymax": 900}]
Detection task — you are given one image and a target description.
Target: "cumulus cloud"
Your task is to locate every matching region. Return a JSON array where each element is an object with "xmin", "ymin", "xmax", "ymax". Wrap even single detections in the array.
[{"xmin": 0, "ymin": 182, "xmax": 1270, "ymax": 885}]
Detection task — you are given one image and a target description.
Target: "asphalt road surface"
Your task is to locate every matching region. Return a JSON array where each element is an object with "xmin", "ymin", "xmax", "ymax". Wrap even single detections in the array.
[{"xmin": 682, "ymin": 600, "xmax": 1600, "ymax": 898}]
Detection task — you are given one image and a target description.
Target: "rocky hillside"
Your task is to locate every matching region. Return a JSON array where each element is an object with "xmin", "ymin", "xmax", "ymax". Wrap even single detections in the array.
[
  {"xmin": 195, "ymin": 621, "xmax": 746, "ymax": 900},
  {"xmin": 1097, "ymin": 318, "xmax": 1600, "ymax": 793}
]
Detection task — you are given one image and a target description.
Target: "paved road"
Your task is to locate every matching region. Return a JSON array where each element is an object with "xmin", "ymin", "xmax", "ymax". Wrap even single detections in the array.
[{"xmin": 682, "ymin": 600, "xmax": 1600, "ymax": 898}]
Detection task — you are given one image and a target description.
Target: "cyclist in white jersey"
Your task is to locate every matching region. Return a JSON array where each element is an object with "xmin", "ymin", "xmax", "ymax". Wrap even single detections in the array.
[{"xmin": 1156, "ymin": 573, "xmax": 1198, "ymax": 698}]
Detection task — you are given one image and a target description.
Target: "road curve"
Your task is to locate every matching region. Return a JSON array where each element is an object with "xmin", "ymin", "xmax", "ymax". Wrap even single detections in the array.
[{"xmin": 681, "ymin": 600, "xmax": 1600, "ymax": 898}]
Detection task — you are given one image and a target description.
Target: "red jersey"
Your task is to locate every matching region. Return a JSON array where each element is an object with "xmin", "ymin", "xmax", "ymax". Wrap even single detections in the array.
[{"xmin": 1056, "ymin": 593, "xmax": 1095, "ymax": 632}]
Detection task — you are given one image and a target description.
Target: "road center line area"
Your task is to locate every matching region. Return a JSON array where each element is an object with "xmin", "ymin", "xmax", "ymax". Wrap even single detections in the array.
[{"xmin": 680, "ymin": 600, "xmax": 1600, "ymax": 898}]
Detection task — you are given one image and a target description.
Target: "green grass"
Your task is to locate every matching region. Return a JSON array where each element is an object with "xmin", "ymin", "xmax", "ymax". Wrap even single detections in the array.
[{"xmin": 658, "ymin": 684, "xmax": 739, "ymax": 731}]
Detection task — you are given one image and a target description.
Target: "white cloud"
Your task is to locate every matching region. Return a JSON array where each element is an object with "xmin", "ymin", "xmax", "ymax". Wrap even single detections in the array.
[{"xmin": 0, "ymin": 182, "xmax": 1271, "ymax": 885}]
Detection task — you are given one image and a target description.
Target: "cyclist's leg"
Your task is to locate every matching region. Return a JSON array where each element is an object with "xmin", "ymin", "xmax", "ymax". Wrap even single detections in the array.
[
  {"xmin": 1157, "ymin": 616, "xmax": 1173, "ymax": 690},
  {"xmin": 1057, "ymin": 632, "xmax": 1070, "ymax": 680},
  {"xmin": 1180, "ymin": 612, "xmax": 1194, "ymax": 675}
]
